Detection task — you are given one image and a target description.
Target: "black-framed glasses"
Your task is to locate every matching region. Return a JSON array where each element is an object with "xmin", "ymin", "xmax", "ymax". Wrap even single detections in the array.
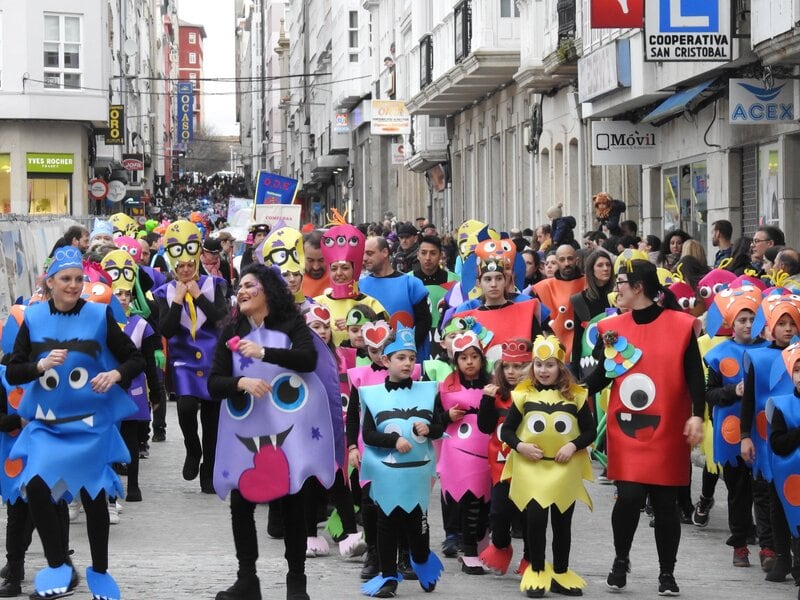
[
  {"xmin": 751, "ymin": 238, "xmax": 769, "ymax": 245},
  {"xmin": 614, "ymin": 279, "xmax": 630, "ymax": 288},
  {"xmin": 166, "ymin": 241, "xmax": 200, "ymax": 258}
]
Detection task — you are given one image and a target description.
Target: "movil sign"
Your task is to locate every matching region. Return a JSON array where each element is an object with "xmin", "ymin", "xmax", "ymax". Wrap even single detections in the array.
[{"xmin": 729, "ymin": 79, "xmax": 794, "ymax": 125}]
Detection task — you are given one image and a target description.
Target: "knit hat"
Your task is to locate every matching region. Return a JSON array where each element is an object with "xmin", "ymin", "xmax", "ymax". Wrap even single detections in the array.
[
  {"xmin": 90, "ymin": 219, "xmax": 114, "ymax": 239},
  {"xmin": 546, "ymin": 203, "xmax": 563, "ymax": 220}
]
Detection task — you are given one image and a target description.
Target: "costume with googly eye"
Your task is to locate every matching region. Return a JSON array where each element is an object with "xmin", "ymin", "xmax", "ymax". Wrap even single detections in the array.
[{"xmin": 532, "ymin": 276, "xmax": 586, "ymax": 358}]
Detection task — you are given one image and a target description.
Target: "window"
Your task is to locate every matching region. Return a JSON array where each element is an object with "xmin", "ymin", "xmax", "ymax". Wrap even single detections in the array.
[
  {"xmin": 454, "ymin": 1, "xmax": 472, "ymax": 63},
  {"xmin": 500, "ymin": 0, "xmax": 520, "ymax": 18},
  {"xmin": 663, "ymin": 161, "xmax": 708, "ymax": 247},
  {"xmin": 43, "ymin": 14, "xmax": 82, "ymax": 89},
  {"xmin": 420, "ymin": 35, "xmax": 433, "ymax": 89},
  {"xmin": 188, "ymin": 32, "xmax": 196, "ymax": 44},
  {"xmin": 189, "ymin": 52, "xmax": 197, "ymax": 65},
  {"xmin": 348, "ymin": 11, "xmax": 358, "ymax": 49},
  {"xmin": 28, "ymin": 176, "xmax": 70, "ymax": 214},
  {"xmin": 0, "ymin": 12, "xmax": 3, "ymax": 89}
]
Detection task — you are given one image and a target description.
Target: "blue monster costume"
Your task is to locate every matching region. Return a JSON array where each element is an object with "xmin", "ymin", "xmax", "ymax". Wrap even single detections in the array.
[
  {"xmin": 0, "ymin": 307, "xmax": 27, "ymax": 505},
  {"xmin": 767, "ymin": 393, "xmax": 800, "ymax": 538},
  {"xmin": 359, "ymin": 381, "xmax": 438, "ymax": 514},
  {"xmin": 213, "ymin": 327, "xmax": 342, "ymax": 502},
  {"xmin": 10, "ymin": 301, "xmax": 136, "ymax": 503}
]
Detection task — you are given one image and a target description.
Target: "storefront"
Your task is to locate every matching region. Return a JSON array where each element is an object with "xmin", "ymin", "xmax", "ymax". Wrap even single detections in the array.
[
  {"xmin": 0, "ymin": 154, "xmax": 10, "ymax": 213},
  {"xmin": 26, "ymin": 152, "xmax": 74, "ymax": 214}
]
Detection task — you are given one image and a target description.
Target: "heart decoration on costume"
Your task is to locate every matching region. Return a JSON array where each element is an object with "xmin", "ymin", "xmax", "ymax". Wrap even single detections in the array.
[
  {"xmin": 451, "ymin": 331, "xmax": 481, "ymax": 354},
  {"xmin": 305, "ymin": 304, "xmax": 331, "ymax": 325},
  {"xmin": 362, "ymin": 321, "xmax": 391, "ymax": 349}
]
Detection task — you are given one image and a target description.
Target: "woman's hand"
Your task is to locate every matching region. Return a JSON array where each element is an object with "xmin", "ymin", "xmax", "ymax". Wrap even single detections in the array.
[
  {"xmin": 683, "ymin": 416, "xmax": 704, "ymax": 446},
  {"xmin": 741, "ymin": 437, "xmax": 755, "ymax": 463},
  {"xmin": 554, "ymin": 442, "xmax": 577, "ymax": 464},
  {"xmin": 237, "ymin": 340, "xmax": 264, "ymax": 360},
  {"xmin": 348, "ymin": 448, "xmax": 362, "ymax": 469},
  {"xmin": 186, "ymin": 280, "xmax": 201, "ymax": 299},
  {"xmin": 237, "ymin": 377, "xmax": 271, "ymax": 397},
  {"xmin": 91, "ymin": 369, "xmax": 122, "ymax": 393},
  {"xmin": 173, "ymin": 281, "xmax": 188, "ymax": 303},
  {"xmin": 38, "ymin": 349, "xmax": 68, "ymax": 373},
  {"xmin": 517, "ymin": 442, "xmax": 543, "ymax": 461}
]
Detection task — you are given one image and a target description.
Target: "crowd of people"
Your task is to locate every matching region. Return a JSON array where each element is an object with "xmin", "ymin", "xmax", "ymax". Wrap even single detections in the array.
[{"xmin": 0, "ymin": 200, "xmax": 799, "ymax": 600}]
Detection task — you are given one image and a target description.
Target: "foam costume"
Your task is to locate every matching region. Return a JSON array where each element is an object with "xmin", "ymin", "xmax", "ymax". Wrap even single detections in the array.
[
  {"xmin": 423, "ymin": 316, "xmax": 493, "ymax": 382},
  {"xmin": 214, "ymin": 326, "xmax": 341, "ymax": 502},
  {"xmin": 359, "ymin": 271, "xmax": 428, "ymax": 332},
  {"xmin": 0, "ymin": 307, "xmax": 26, "ymax": 505},
  {"xmin": 532, "ymin": 275, "xmax": 586, "ymax": 359},
  {"xmin": 261, "ymin": 225, "xmax": 306, "ymax": 304},
  {"xmin": 108, "ymin": 212, "xmax": 139, "ymax": 239}
]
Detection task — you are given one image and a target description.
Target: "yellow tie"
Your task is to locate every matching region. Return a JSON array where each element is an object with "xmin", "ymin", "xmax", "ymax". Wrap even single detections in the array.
[{"xmin": 185, "ymin": 293, "xmax": 197, "ymax": 340}]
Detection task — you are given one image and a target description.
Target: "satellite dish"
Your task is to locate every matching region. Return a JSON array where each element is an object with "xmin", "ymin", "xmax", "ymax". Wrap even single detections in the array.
[{"xmin": 123, "ymin": 38, "xmax": 138, "ymax": 57}]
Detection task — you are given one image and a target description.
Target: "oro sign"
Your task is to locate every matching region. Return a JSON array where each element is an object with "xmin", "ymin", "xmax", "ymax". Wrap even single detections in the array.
[{"xmin": 88, "ymin": 178, "xmax": 109, "ymax": 200}]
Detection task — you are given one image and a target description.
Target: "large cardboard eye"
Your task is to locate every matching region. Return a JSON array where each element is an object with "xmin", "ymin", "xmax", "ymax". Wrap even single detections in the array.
[{"xmin": 619, "ymin": 374, "xmax": 656, "ymax": 412}]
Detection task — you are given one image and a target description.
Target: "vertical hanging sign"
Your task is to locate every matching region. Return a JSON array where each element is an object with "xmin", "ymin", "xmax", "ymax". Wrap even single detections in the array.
[
  {"xmin": 176, "ymin": 81, "xmax": 194, "ymax": 142},
  {"xmin": 106, "ymin": 105, "xmax": 125, "ymax": 145}
]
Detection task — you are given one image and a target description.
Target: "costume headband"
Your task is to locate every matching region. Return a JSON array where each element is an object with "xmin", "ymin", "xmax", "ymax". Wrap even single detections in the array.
[
  {"xmin": 755, "ymin": 294, "xmax": 800, "ymax": 338},
  {"xmin": 109, "ymin": 212, "xmax": 139, "ymax": 238},
  {"xmin": 262, "ymin": 225, "xmax": 304, "ymax": 274},
  {"xmin": 532, "ymin": 335, "xmax": 566, "ymax": 363},
  {"xmin": 441, "ymin": 316, "xmax": 494, "ymax": 346},
  {"xmin": 697, "ymin": 268, "xmax": 736, "ymax": 309},
  {"xmin": 91, "ymin": 219, "xmax": 113, "ymax": 238},
  {"xmin": 501, "ymin": 339, "xmax": 532, "ymax": 363},
  {"xmin": 47, "ymin": 247, "xmax": 83, "ymax": 277},
  {"xmin": 320, "ymin": 222, "xmax": 365, "ymax": 299},
  {"xmin": 163, "ymin": 220, "xmax": 202, "ymax": 274},
  {"xmin": 304, "ymin": 304, "xmax": 330, "ymax": 325},
  {"xmin": 346, "ymin": 307, "xmax": 372, "ymax": 327},
  {"xmin": 478, "ymin": 257, "xmax": 505, "ymax": 276},
  {"xmin": 451, "ymin": 331, "xmax": 482, "ymax": 355},
  {"xmin": 384, "ymin": 324, "xmax": 416, "ymax": 355},
  {"xmin": 714, "ymin": 285, "xmax": 761, "ymax": 328},
  {"xmin": 782, "ymin": 342, "xmax": 800, "ymax": 379},
  {"xmin": 114, "ymin": 235, "xmax": 143, "ymax": 262},
  {"xmin": 362, "ymin": 321, "xmax": 392, "ymax": 350}
]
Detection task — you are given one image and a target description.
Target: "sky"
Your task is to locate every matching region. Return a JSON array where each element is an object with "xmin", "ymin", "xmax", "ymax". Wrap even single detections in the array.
[{"xmin": 179, "ymin": 0, "xmax": 238, "ymax": 136}]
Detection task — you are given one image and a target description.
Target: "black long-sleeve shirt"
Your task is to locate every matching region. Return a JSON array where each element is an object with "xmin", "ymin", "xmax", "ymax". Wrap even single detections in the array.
[
  {"xmin": 345, "ymin": 362, "xmax": 386, "ymax": 447},
  {"xmin": 769, "ymin": 390, "xmax": 800, "ymax": 456},
  {"xmin": 207, "ymin": 312, "xmax": 317, "ymax": 401},
  {"xmin": 705, "ymin": 367, "xmax": 740, "ymax": 410},
  {"xmin": 361, "ymin": 378, "xmax": 444, "ymax": 448},
  {"xmin": 6, "ymin": 299, "xmax": 145, "ymax": 389},
  {"xmin": 477, "ymin": 393, "xmax": 504, "ymax": 435},
  {"xmin": 499, "ymin": 385, "xmax": 596, "ymax": 452},
  {"xmin": 582, "ymin": 303, "xmax": 705, "ymax": 418},
  {"xmin": 156, "ymin": 280, "xmax": 229, "ymax": 339},
  {"xmin": 741, "ymin": 342, "xmax": 784, "ymax": 439}
]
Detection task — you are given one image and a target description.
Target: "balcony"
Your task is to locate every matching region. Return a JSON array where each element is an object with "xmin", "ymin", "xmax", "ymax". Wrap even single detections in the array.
[
  {"xmin": 404, "ymin": 116, "xmax": 448, "ymax": 173},
  {"xmin": 515, "ymin": 0, "xmax": 579, "ymax": 92}
]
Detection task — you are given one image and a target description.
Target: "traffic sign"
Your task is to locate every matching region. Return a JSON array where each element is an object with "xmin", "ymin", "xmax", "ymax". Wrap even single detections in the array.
[
  {"xmin": 107, "ymin": 180, "xmax": 127, "ymax": 203},
  {"xmin": 88, "ymin": 178, "xmax": 109, "ymax": 200},
  {"xmin": 645, "ymin": 0, "xmax": 731, "ymax": 61}
]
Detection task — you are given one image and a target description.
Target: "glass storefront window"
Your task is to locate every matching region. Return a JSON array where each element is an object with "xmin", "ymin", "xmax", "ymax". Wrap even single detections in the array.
[
  {"xmin": 28, "ymin": 176, "xmax": 70, "ymax": 214},
  {"xmin": 663, "ymin": 167, "xmax": 679, "ymax": 232},
  {"xmin": 662, "ymin": 161, "xmax": 708, "ymax": 248},
  {"xmin": 759, "ymin": 145, "xmax": 780, "ymax": 226},
  {"xmin": 0, "ymin": 154, "xmax": 10, "ymax": 213}
]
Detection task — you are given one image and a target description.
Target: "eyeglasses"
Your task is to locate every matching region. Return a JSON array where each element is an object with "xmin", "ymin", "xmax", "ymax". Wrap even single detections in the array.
[
  {"xmin": 614, "ymin": 279, "xmax": 630, "ymax": 288},
  {"xmin": 751, "ymin": 238, "xmax": 769, "ymax": 245}
]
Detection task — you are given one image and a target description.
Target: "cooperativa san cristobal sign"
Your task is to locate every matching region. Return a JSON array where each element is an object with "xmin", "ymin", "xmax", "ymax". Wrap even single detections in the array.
[{"xmin": 645, "ymin": 0, "xmax": 731, "ymax": 61}]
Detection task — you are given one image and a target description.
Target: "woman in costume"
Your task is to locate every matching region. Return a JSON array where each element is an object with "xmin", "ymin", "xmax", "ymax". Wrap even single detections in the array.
[
  {"xmin": 208, "ymin": 263, "xmax": 341, "ymax": 600},
  {"xmin": 7, "ymin": 246, "xmax": 145, "ymax": 600},
  {"xmin": 153, "ymin": 220, "xmax": 229, "ymax": 493},
  {"xmin": 583, "ymin": 259, "xmax": 705, "ymax": 596}
]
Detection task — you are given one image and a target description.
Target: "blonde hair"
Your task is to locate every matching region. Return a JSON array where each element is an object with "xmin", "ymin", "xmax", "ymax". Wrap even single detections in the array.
[
  {"xmin": 533, "ymin": 340, "xmax": 577, "ymax": 401},
  {"xmin": 680, "ymin": 239, "xmax": 707, "ymax": 265}
]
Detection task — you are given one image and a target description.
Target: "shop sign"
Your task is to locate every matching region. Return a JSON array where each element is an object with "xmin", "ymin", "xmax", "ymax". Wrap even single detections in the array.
[
  {"xmin": 106, "ymin": 105, "xmax": 125, "ymax": 145},
  {"xmin": 334, "ymin": 113, "xmax": 349, "ymax": 133},
  {"xmin": 176, "ymin": 81, "xmax": 194, "ymax": 142},
  {"xmin": 591, "ymin": 121, "xmax": 659, "ymax": 165},
  {"xmin": 371, "ymin": 100, "xmax": 411, "ymax": 135},
  {"xmin": 107, "ymin": 180, "xmax": 127, "ymax": 203},
  {"xmin": 122, "ymin": 154, "xmax": 145, "ymax": 171},
  {"xmin": 391, "ymin": 143, "xmax": 406, "ymax": 164},
  {"xmin": 88, "ymin": 178, "xmax": 109, "ymax": 200},
  {"xmin": 578, "ymin": 39, "xmax": 631, "ymax": 103},
  {"xmin": 591, "ymin": 0, "xmax": 644, "ymax": 29},
  {"xmin": 729, "ymin": 79, "xmax": 795, "ymax": 125},
  {"xmin": 26, "ymin": 153, "xmax": 74, "ymax": 173},
  {"xmin": 645, "ymin": 0, "xmax": 731, "ymax": 61}
]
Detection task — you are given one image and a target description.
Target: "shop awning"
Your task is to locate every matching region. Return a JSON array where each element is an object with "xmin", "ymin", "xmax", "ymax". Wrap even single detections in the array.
[{"xmin": 640, "ymin": 79, "xmax": 716, "ymax": 125}]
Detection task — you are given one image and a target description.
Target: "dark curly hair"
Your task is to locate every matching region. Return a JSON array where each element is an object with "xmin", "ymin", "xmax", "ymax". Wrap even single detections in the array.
[{"xmin": 238, "ymin": 263, "xmax": 298, "ymax": 323}]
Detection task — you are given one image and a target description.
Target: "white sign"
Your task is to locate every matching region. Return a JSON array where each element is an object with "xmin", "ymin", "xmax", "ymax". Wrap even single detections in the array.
[
  {"xmin": 107, "ymin": 180, "xmax": 127, "ymax": 202},
  {"xmin": 370, "ymin": 100, "xmax": 411, "ymax": 135},
  {"xmin": 578, "ymin": 40, "xmax": 631, "ymax": 103},
  {"xmin": 253, "ymin": 204, "xmax": 302, "ymax": 230},
  {"xmin": 729, "ymin": 79, "xmax": 795, "ymax": 125},
  {"xmin": 645, "ymin": 0, "xmax": 731, "ymax": 61},
  {"xmin": 391, "ymin": 143, "xmax": 406, "ymax": 165},
  {"xmin": 591, "ymin": 121, "xmax": 659, "ymax": 166}
]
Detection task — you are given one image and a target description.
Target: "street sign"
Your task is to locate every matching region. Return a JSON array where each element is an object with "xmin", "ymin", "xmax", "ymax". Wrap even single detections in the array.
[
  {"xmin": 107, "ymin": 180, "xmax": 127, "ymax": 202},
  {"xmin": 645, "ymin": 0, "xmax": 731, "ymax": 61},
  {"xmin": 88, "ymin": 178, "xmax": 109, "ymax": 200},
  {"xmin": 591, "ymin": 0, "xmax": 643, "ymax": 29}
]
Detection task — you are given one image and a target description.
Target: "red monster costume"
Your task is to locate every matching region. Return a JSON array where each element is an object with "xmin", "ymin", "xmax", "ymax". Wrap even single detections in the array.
[
  {"xmin": 533, "ymin": 277, "xmax": 586, "ymax": 357},
  {"xmin": 454, "ymin": 299, "xmax": 540, "ymax": 363}
]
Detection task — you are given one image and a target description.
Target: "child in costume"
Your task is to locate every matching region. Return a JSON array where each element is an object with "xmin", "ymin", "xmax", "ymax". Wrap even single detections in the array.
[
  {"xmin": 767, "ymin": 342, "xmax": 800, "ymax": 594},
  {"xmin": 740, "ymin": 294, "xmax": 800, "ymax": 580},
  {"xmin": 343, "ymin": 305, "xmax": 388, "ymax": 366},
  {"xmin": 436, "ymin": 331, "xmax": 493, "ymax": 574},
  {"xmin": 478, "ymin": 338, "xmax": 532, "ymax": 575},
  {"xmin": 101, "ymin": 249, "xmax": 165, "ymax": 502},
  {"xmin": 359, "ymin": 326, "xmax": 445, "ymax": 597},
  {"xmin": 500, "ymin": 335, "xmax": 595, "ymax": 597},
  {"xmin": 703, "ymin": 284, "xmax": 767, "ymax": 566}
]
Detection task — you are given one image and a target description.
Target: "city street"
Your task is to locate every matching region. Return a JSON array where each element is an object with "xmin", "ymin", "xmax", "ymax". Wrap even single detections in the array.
[{"xmin": 4, "ymin": 406, "xmax": 794, "ymax": 599}]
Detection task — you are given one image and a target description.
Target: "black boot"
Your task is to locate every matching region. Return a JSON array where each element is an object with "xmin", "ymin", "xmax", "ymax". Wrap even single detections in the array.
[
  {"xmin": 397, "ymin": 547, "xmax": 418, "ymax": 581},
  {"xmin": 215, "ymin": 574, "xmax": 262, "ymax": 600},
  {"xmin": 361, "ymin": 545, "xmax": 379, "ymax": 580},
  {"xmin": 286, "ymin": 572, "xmax": 309, "ymax": 600},
  {"xmin": 0, "ymin": 561, "xmax": 23, "ymax": 598},
  {"xmin": 766, "ymin": 554, "xmax": 791, "ymax": 582}
]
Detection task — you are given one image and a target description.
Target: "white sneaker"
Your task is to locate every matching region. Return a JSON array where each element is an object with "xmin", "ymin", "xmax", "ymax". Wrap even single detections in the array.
[
  {"xmin": 115, "ymin": 500, "xmax": 124, "ymax": 513},
  {"xmin": 108, "ymin": 502, "xmax": 120, "ymax": 525},
  {"xmin": 339, "ymin": 532, "xmax": 367, "ymax": 558},
  {"xmin": 306, "ymin": 535, "xmax": 330, "ymax": 557},
  {"xmin": 68, "ymin": 499, "xmax": 82, "ymax": 522}
]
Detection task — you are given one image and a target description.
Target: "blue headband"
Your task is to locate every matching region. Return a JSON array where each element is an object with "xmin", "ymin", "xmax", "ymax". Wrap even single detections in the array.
[
  {"xmin": 48, "ymin": 247, "xmax": 83, "ymax": 277},
  {"xmin": 384, "ymin": 324, "xmax": 416, "ymax": 356}
]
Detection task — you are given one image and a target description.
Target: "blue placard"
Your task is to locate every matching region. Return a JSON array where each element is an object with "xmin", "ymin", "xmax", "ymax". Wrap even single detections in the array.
[
  {"xmin": 659, "ymin": 0, "xmax": 718, "ymax": 33},
  {"xmin": 176, "ymin": 82, "xmax": 194, "ymax": 143},
  {"xmin": 254, "ymin": 171, "xmax": 298, "ymax": 205}
]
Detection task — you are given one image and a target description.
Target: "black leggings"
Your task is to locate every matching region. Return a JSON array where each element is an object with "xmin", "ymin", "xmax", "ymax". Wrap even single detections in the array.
[
  {"xmin": 5, "ymin": 499, "xmax": 34, "ymax": 563},
  {"xmin": 376, "ymin": 507, "xmax": 430, "ymax": 577},
  {"xmin": 489, "ymin": 481, "xmax": 519, "ymax": 549},
  {"xmin": 302, "ymin": 470, "xmax": 357, "ymax": 537},
  {"xmin": 526, "ymin": 499, "xmax": 575, "ymax": 573},
  {"xmin": 120, "ymin": 420, "xmax": 142, "ymax": 492},
  {"xmin": 453, "ymin": 491, "xmax": 489, "ymax": 556},
  {"xmin": 177, "ymin": 395, "xmax": 220, "ymax": 482},
  {"xmin": 612, "ymin": 481, "xmax": 679, "ymax": 575},
  {"xmin": 722, "ymin": 459, "xmax": 755, "ymax": 548},
  {"xmin": 27, "ymin": 477, "xmax": 109, "ymax": 572},
  {"xmin": 229, "ymin": 490, "xmax": 306, "ymax": 578}
]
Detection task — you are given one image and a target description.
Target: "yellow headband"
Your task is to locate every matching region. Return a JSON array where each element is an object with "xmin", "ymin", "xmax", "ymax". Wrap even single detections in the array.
[{"xmin": 532, "ymin": 335, "xmax": 566, "ymax": 363}]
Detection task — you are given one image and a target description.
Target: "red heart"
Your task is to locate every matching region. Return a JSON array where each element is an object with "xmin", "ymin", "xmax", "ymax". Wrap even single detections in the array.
[
  {"xmin": 312, "ymin": 305, "xmax": 330, "ymax": 321},
  {"xmin": 364, "ymin": 324, "xmax": 388, "ymax": 345},
  {"xmin": 453, "ymin": 333, "xmax": 474, "ymax": 351},
  {"xmin": 238, "ymin": 445, "xmax": 290, "ymax": 503}
]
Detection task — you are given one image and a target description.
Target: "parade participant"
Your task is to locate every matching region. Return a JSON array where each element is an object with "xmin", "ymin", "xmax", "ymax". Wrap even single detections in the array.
[
  {"xmin": 313, "ymin": 221, "xmax": 386, "ymax": 346},
  {"xmin": 108, "ymin": 212, "xmax": 139, "ymax": 240},
  {"xmin": 208, "ymin": 263, "xmax": 341, "ymax": 600},
  {"xmin": 423, "ymin": 316, "xmax": 493, "ymax": 383},
  {"xmin": 703, "ymin": 285, "xmax": 767, "ymax": 567},
  {"xmin": 532, "ymin": 245, "xmax": 586, "ymax": 358},
  {"xmin": 201, "ymin": 237, "xmax": 233, "ymax": 294},
  {"xmin": 359, "ymin": 326, "xmax": 444, "ymax": 598},
  {"xmin": 342, "ymin": 305, "xmax": 384, "ymax": 364},
  {"xmin": 500, "ymin": 335, "xmax": 595, "ymax": 597},
  {"xmin": 300, "ymin": 231, "xmax": 331, "ymax": 298},
  {"xmin": 240, "ymin": 224, "xmax": 270, "ymax": 270},
  {"xmin": 7, "ymin": 246, "xmax": 145, "ymax": 600},
  {"xmin": 391, "ymin": 223, "xmax": 420, "ymax": 274},
  {"xmin": 101, "ymin": 250, "xmax": 165, "ymax": 502},
  {"xmin": 412, "ymin": 236, "xmax": 460, "ymax": 358},
  {"xmin": 360, "ymin": 236, "xmax": 430, "ymax": 356},
  {"xmin": 261, "ymin": 225, "xmax": 312, "ymax": 312},
  {"xmin": 478, "ymin": 338, "xmax": 532, "ymax": 576},
  {"xmin": 153, "ymin": 220, "xmax": 228, "ymax": 494},
  {"xmin": 569, "ymin": 250, "xmax": 613, "ymax": 378},
  {"xmin": 583, "ymin": 259, "xmax": 705, "ymax": 595},
  {"xmin": 90, "ymin": 220, "xmax": 114, "ymax": 245},
  {"xmin": 436, "ymin": 331, "xmax": 493, "ymax": 574},
  {"xmin": 740, "ymin": 294, "xmax": 800, "ymax": 580}
]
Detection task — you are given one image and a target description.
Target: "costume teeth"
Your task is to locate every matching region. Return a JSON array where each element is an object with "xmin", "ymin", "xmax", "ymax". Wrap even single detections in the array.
[
  {"xmin": 45, "ymin": 409, "xmax": 56, "ymax": 421},
  {"xmin": 621, "ymin": 412, "xmax": 632, "ymax": 422},
  {"xmin": 36, "ymin": 405, "xmax": 46, "ymax": 420},
  {"xmin": 82, "ymin": 415, "xmax": 94, "ymax": 427},
  {"xmin": 385, "ymin": 453, "xmax": 397, "ymax": 464}
]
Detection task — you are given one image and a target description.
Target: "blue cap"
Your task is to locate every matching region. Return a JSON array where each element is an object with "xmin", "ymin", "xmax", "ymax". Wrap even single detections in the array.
[
  {"xmin": 47, "ymin": 246, "xmax": 83, "ymax": 277},
  {"xmin": 383, "ymin": 324, "xmax": 416, "ymax": 356},
  {"xmin": 91, "ymin": 219, "xmax": 113, "ymax": 238}
]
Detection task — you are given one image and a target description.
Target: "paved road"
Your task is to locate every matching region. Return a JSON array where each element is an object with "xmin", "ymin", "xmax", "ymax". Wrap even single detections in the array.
[{"xmin": 3, "ymin": 405, "xmax": 794, "ymax": 599}]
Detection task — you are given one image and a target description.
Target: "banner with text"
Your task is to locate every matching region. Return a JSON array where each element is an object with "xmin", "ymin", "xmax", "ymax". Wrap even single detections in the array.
[
  {"xmin": 645, "ymin": 0, "xmax": 731, "ymax": 61},
  {"xmin": 177, "ymin": 82, "xmax": 194, "ymax": 142},
  {"xmin": 729, "ymin": 79, "xmax": 795, "ymax": 125},
  {"xmin": 253, "ymin": 204, "xmax": 302, "ymax": 230},
  {"xmin": 371, "ymin": 100, "xmax": 411, "ymax": 135},
  {"xmin": 254, "ymin": 171, "xmax": 299, "ymax": 205},
  {"xmin": 591, "ymin": 121, "xmax": 659, "ymax": 165}
]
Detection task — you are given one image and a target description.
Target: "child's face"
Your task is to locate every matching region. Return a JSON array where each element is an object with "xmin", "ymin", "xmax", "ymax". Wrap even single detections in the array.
[
  {"xmin": 772, "ymin": 315, "xmax": 799, "ymax": 347},
  {"xmin": 309, "ymin": 320, "xmax": 331, "ymax": 344},
  {"xmin": 793, "ymin": 362, "xmax": 800, "ymax": 389},
  {"xmin": 440, "ymin": 331, "xmax": 460, "ymax": 357},
  {"xmin": 732, "ymin": 309, "xmax": 755, "ymax": 344},
  {"xmin": 367, "ymin": 345, "xmax": 384, "ymax": 365},
  {"xmin": 457, "ymin": 347, "xmax": 483, "ymax": 380},
  {"xmin": 479, "ymin": 271, "xmax": 506, "ymax": 303},
  {"xmin": 114, "ymin": 288, "xmax": 131, "ymax": 311},
  {"xmin": 503, "ymin": 361, "xmax": 531, "ymax": 386},
  {"xmin": 533, "ymin": 357, "xmax": 560, "ymax": 386},
  {"xmin": 347, "ymin": 325, "xmax": 365, "ymax": 348},
  {"xmin": 382, "ymin": 350, "xmax": 417, "ymax": 380}
]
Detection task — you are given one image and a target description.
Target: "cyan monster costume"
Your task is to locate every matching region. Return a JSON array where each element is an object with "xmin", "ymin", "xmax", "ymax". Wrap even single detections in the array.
[{"xmin": 0, "ymin": 306, "xmax": 26, "ymax": 506}]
